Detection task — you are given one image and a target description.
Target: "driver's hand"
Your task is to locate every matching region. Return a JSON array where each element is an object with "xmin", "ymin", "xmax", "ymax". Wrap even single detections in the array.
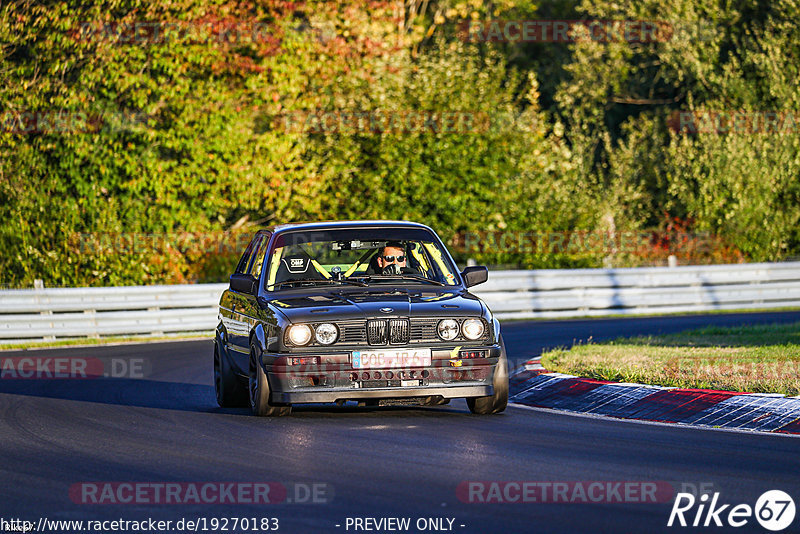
[{"xmin": 381, "ymin": 263, "xmax": 402, "ymax": 275}]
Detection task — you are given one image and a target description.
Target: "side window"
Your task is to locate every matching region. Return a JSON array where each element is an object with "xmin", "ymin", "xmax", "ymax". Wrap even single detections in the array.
[
  {"xmin": 248, "ymin": 234, "xmax": 270, "ymax": 279},
  {"xmin": 235, "ymin": 235, "xmax": 259, "ymax": 274}
]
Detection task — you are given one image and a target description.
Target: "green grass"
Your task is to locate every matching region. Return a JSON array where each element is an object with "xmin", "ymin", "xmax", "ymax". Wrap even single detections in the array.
[
  {"xmin": 0, "ymin": 332, "xmax": 213, "ymax": 351},
  {"xmin": 541, "ymin": 322, "xmax": 800, "ymax": 396}
]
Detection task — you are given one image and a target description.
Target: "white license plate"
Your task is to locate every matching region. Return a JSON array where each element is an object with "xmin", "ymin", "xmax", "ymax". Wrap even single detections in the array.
[{"xmin": 351, "ymin": 348, "xmax": 432, "ymax": 369}]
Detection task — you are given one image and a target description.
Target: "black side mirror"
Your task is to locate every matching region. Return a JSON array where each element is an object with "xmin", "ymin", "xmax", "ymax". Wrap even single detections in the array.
[
  {"xmin": 461, "ymin": 266, "xmax": 488, "ymax": 288},
  {"xmin": 230, "ymin": 273, "xmax": 257, "ymax": 294}
]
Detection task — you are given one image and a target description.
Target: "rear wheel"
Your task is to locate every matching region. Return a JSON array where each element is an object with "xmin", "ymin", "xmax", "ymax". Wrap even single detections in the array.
[
  {"xmin": 249, "ymin": 344, "xmax": 291, "ymax": 417},
  {"xmin": 214, "ymin": 340, "xmax": 248, "ymax": 407},
  {"xmin": 467, "ymin": 336, "xmax": 509, "ymax": 415}
]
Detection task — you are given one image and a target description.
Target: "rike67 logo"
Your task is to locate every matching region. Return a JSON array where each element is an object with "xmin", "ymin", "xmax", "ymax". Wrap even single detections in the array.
[{"xmin": 668, "ymin": 490, "xmax": 795, "ymax": 531}]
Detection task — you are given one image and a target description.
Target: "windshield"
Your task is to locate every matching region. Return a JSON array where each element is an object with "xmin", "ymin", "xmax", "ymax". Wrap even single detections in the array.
[{"xmin": 264, "ymin": 227, "xmax": 459, "ymax": 290}]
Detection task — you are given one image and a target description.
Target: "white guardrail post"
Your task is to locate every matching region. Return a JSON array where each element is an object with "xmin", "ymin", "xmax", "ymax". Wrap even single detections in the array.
[{"xmin": 1, "ymin": 263, "xmax": 800, "ymax": 343}]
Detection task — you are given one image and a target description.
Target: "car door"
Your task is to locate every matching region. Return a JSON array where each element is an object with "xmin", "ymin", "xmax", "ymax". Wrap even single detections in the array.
[
  {"xmin": 236, "ymin": 233, "xmax": 271, "ymax": 355},
  {"xmin": 226, "ymin": 234, "xmax": 263, "ymax": 370}
]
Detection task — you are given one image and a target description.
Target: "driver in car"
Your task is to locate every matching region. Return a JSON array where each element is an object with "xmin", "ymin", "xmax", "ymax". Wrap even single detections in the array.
[
  {"xmin": 376, "ymin": 242, "xmax": 407, "ymax": 272},
  {"xmin": 375, "ymin": 241, "xmax": 422, "ymax": 275}
]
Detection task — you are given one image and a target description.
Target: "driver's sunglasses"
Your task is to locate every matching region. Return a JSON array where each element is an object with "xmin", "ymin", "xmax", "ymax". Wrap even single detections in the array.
[{"xmin": 381, "ymin": 255, "xmax": 406, "ymax": 263}]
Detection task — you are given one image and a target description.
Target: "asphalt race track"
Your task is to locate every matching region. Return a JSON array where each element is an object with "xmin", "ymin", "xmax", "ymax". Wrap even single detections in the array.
[{"xmin": 2, "ymin": 311, "xmax": 800, "ymax": 534}]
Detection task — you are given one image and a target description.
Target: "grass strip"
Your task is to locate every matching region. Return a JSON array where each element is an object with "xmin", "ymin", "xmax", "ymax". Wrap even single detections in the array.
[{"xmin": 541, "ymin": 322, "xmax": 800, "ymax": 396}]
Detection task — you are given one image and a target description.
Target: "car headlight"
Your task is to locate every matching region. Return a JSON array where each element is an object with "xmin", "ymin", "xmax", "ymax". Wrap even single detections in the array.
[
  {"xmin": 462, "ymin": 318, "xmax": 485, "ymax": 340},
  {"xmin": 287, "ymin": 324, "xmax": 312, "ymax": 346},
  {"xmin": 314, "ymin": 323, "xmax": 338, "ymax": 345},
  {"xmin": 437, "ymin": 319, "xmax": 459, "ymax": 341}
]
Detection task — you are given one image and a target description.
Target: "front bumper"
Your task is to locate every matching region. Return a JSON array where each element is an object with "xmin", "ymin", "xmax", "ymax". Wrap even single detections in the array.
[{"xmin": 265, "ymin": 344, "xmax": 501, "ymax": 404}]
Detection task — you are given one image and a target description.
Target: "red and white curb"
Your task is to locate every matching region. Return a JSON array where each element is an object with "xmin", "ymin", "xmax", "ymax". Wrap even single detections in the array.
[{"xmin": 509, "ymin": 364, "xmax": 800, "ymax": 435}]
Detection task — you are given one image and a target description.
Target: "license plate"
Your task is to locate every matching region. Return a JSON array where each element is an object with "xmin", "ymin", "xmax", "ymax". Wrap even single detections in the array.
[{"xmin": 351, "ymin": 349, "xmax": 432, "ymax": 369}]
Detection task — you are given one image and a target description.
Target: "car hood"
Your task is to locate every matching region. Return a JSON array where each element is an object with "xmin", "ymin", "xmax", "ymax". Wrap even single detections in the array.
[{"xmin": 265, "ymin": 288, "xmax": 484, "ymax": 323}]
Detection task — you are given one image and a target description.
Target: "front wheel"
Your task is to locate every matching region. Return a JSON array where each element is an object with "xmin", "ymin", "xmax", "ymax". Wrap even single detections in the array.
[
  {"xmin": 249, "ymin": 345, "xmax": 291, "ymax": 417},
  {"xmin": 467, "ymin": 336, "xmax": 509, "ymax": 415}
]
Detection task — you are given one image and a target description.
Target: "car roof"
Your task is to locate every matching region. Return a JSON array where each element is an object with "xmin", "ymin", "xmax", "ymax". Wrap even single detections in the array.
[{"xmin": 260, "ymin": 220, "xmax": 436, "ymax": 235}]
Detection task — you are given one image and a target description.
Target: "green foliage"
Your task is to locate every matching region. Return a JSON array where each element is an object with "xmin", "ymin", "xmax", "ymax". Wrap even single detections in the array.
[
  {"xmin": 556, "ymin": 0, "xmax": 800, "ymax": 261},
  {"xmin": 300, "ymin": 40, "xmax": 594, "ymax": 253},
  {"xmin": 0, "ymin": 0, "xmax": 329, "ymax": 286},
  {"xmin": 1, "ymin": 0, "xmax": 798, "ymax": 287}
]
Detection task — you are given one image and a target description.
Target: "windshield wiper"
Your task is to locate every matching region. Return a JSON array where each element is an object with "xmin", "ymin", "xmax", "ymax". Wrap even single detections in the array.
[
  {"xmin": 335, "ymin": 278, "xmax": 369, "ymax": 287},
  {"xmin": 395, "ymin": 274, "xmax": 445, "ymax": 286},
  {"xmin": 269, "ymin": 279, "xmax": 329, "ymax": 288},
  {"xmin": 352, "ymin": 274, "xmax": 445, "ymax": 286},
  {"xmin": 270, "ymin": 278, "xmax": 368, "ymax": 289}
]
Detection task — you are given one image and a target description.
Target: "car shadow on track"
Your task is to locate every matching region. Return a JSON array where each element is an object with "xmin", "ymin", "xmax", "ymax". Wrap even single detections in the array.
[
  {"xmin": 0, "ymin": 377, "xmax": 478, "ymax": 418},
  {"xmin": 274, "ymin": 403, "xmax": 470, "ymax": 418},
  {"xmin": 0, "ymin": 377, "xmax": 215, "ymax": 412}
]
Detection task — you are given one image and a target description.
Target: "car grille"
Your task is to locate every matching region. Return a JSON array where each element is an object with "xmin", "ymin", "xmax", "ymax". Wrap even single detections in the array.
[
  {"xmin": 339, "ymin": 321, "xmax": 368, "ymax": 344},
  {"xmin": 366, "ymin": 319, "xmax": 388, "ymax": 345},
  {"xmin": 388, "ymin": 319, "xmax": 410, "ymax": 344},
  {"xmin": 409, "ymin": 318, "xmax": 439, "ymax": 343},
  {"xmin": 364, "ymin": 319, "xmax": 410, "ymax": 345}
]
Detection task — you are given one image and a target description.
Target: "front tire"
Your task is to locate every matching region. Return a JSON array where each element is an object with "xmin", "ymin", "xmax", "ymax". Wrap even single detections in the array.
[
  {"xmin": 214, "ymin": 340, "xmax": 248, "ymax": 407},
  {"xmin": 467, "ymin": 336, "xmax": 509, "ymax": 415},
  {"xmin": 249, "ymin": 344, "xmax": 291, "ymax": 417}
]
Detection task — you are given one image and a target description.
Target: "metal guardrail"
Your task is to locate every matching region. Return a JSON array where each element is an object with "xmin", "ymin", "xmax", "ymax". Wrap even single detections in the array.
[
  {"xmin": 477, "ymin": 262, "xmax": 800, "ymax": 319},
  {"xmin": 0, "ymin": 284, "xmax": 227, "ymax": 344},
  {"xmin": 1, "ymin": 262, "xmax": 799, "ymax": 343}
]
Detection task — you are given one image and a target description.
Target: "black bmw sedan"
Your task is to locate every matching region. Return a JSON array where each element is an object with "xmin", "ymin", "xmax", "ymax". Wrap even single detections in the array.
[{"xmin": 214, "ymin": 220, "xmax": 508, "ymax": 416}]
